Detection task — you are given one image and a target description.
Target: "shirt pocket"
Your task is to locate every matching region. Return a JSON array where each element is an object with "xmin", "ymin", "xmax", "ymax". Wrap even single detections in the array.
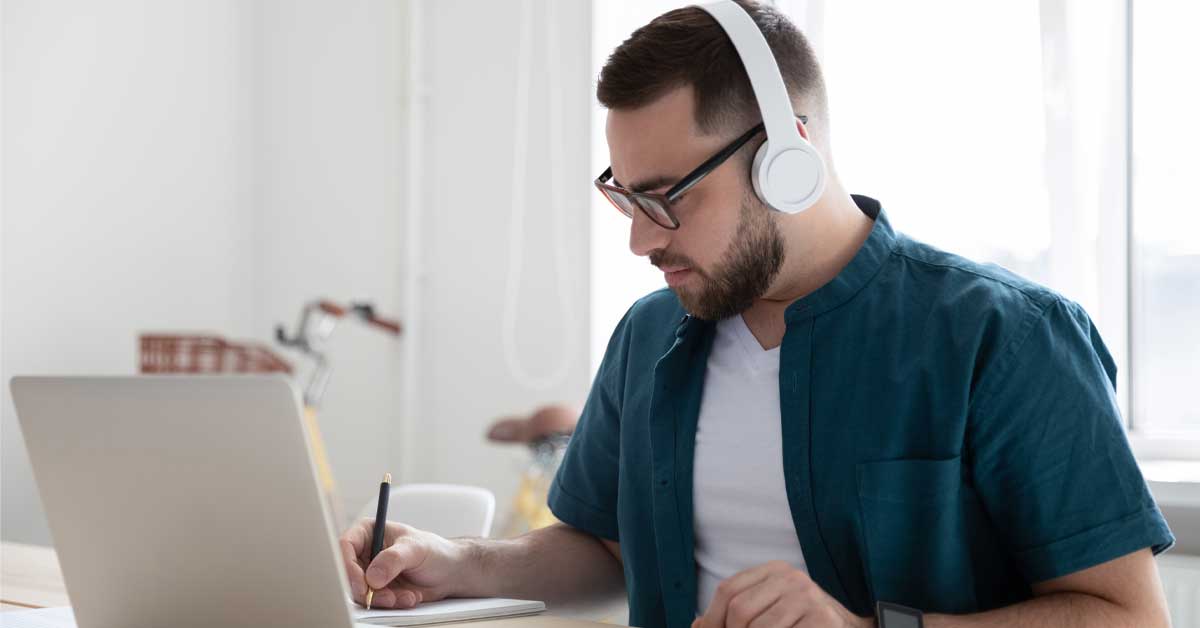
[{"xmin": 855, "ymin": 455, "xmax": 979, "ymax": 614}]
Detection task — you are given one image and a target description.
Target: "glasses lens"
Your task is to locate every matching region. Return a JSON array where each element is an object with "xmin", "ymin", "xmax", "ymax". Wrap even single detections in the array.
[
  {"xmin": 635, "ymin": 195, "xmax": 676, "ymax": 229},
  {"xmin": 601, "ymin": 188, "xmax": 636, "ymax": 218}
]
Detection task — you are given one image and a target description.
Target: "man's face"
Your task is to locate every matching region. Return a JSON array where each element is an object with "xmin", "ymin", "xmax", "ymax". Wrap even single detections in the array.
[{"xmin": 605, "ymin": 86, "xmax": 784, "ymax": 321}]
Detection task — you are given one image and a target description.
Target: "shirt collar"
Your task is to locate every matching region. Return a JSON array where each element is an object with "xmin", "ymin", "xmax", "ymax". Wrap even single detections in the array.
[{"xmin": 784, "ymin": 194, "xmax": 895, "ymax": 322}]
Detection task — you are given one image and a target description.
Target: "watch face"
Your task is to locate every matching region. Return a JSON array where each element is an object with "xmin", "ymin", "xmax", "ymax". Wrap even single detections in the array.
[{"xmin": 877, "ymin": 601, "xmax": 924, "ymax": 628}]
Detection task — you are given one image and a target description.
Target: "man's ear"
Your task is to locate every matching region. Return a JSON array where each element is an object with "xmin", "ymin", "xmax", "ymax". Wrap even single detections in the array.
[{"xmin": 796, "ymin": 118, "xmax": 811, "ymax": 141}]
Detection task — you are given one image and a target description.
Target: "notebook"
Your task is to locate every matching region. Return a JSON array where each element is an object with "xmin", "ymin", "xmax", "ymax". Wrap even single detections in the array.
[
  {"xmin": 352, "ymin": 598, "xmax": 546, "ymax": 626},
  {"xmin": 2, "ymin": 599, "xmax": 545, "ymax": 628}
]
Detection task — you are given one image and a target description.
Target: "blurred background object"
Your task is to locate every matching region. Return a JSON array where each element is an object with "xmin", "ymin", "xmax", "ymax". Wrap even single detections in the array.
[
  {"xmin": 137, "ymin": 299, "xmax": 400, "ymax": 527},
  {"xmin": 487, "ymin": 403, "xmax": 579, "ymax": 536},
  {"xmin": 356, "ymin": 483, "xmax": 496, "ymax": 539}
]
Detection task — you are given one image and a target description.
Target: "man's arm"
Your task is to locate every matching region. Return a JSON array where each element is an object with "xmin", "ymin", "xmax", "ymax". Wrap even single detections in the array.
[
  {"xmin": 924, "ymin": 548, "xmax": 1170, "ymax": 628},
  {"xmin": 694, "ymin": 548, "xmax": 1170, "ymax": 628},
  {"xmin": 458, "ymin": 523, "xmax": 625, "ymax": 605}
]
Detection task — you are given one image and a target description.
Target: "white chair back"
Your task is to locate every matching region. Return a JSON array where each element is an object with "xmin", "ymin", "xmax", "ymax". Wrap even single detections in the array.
[{"xmin": 359, "ymin": 483, "xmax": 495, "ymax": 538}]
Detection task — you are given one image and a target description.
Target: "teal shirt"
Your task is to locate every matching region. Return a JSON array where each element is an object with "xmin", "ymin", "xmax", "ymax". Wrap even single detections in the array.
[{"xmin": 548, "ymin": 195, "xmax": 1174, "ymax": 628}]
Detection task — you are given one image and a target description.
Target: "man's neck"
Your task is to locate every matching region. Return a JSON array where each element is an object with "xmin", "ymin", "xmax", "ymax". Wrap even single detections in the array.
[{"xmin": 740, "ymin": 185, "xmax": 874, "ymax": 351}]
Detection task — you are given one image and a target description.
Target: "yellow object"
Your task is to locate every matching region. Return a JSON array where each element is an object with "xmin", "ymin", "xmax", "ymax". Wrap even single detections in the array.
[
  {"xmin": 304, "ymin": 406, "xmax": 337, "ymax": 492},
  {"xmin": 303, "ymin": 405, "xmax": 345, "ymax": 526},
  {"xmin": 513, "ymin": 471, "xmax": 559, "ymax": 532}
]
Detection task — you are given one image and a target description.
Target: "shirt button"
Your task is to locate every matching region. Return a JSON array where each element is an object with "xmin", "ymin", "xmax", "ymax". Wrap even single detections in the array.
[{"xmin": 673, "ymin": 580, "xmax": 682, "ymax": 590}]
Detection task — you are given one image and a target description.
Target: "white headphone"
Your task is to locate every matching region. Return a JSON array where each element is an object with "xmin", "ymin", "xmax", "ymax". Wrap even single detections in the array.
[{"xmin": 695, "ymin": 1, "xmax": 826, "ymax": 214}]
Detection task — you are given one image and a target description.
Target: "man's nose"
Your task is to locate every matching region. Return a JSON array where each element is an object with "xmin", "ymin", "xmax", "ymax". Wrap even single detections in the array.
[{"xmin": 629, "ymin": 206, "xmax": 671, "ymax": 258}]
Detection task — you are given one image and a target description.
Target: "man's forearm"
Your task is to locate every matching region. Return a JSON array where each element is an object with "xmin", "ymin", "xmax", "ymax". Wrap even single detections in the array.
[
  {"xmin": 925, "ymin": 591, "xmax": 1168, "ymax": 628},
  {"xmin": 454, "ymin": 523, "xmax": 625, "ymax": 606}
]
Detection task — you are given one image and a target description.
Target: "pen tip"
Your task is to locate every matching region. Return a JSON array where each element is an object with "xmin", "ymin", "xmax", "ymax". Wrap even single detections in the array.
[
  {"xmin": 365, "ymin": 590, "xmax": 374, "ymax": 610},
  {"xmin": 383, "ymin": 472, "xmax": 391, "ymax": 484}
]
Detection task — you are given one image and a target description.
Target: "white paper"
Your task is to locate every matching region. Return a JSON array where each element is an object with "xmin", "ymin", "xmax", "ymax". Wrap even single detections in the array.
[
  {"xmin": 352, "ymin": 598, "xmax": 545, "ymax": 626},
  {"xmin": 0, "ymin": 607, "xmax": 77, "ymax": 628}
]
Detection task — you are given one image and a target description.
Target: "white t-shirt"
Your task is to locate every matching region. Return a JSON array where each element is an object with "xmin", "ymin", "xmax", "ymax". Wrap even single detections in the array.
[{"xmin": 693, "ymin": 314, "xmax": 808, "ymax": 612}]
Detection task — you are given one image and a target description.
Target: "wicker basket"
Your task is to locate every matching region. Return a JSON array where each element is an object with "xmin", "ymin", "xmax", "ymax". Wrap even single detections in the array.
[{"xmin": 139, "ymin": 334, "xmax": 293, "ymax": 374}]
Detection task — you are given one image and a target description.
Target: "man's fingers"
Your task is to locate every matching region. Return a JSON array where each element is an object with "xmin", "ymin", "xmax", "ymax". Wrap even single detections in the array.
[
  {"xmin": 365, "ymin": 538, "xmax": 425, "ymax": 590},
  {"xmin": 699, "ymin": 562, "xmax": 782, "ymax": 628},
  {"xmin": 750, "ymin": 572, "xmax": 823, "ymax": 628},
  {"xmin": 724, "ymin": 578, "xmax": 786, "ymax": 628},
  {"xmin": 342, "ymin": 519, "xmax": 375, "ymax": 561},
  {"xmin": 366, "ymin": 578, "xmax": 439, "ymax": 609},
  {"xmin": 746, "ymin": 596, "xmax": 801, "ymax": 628},
  {"xmin": 366, "ymin": 586, "xmax": 420, "ymax": 610},
  {"xmin": 340, "ymin": 538, "xmax": 368, "ymax": 598}
]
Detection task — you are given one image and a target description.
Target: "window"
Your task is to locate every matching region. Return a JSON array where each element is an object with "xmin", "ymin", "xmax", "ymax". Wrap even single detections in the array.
[{"xmin": 1131, "ymin": 0, "xmax": 1200, "ymax": 438}]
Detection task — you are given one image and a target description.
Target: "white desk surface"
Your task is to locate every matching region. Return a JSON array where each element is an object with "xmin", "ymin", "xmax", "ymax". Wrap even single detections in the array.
[{"xmin": 0, "ymin": 541, "xmax": 619, "ymax": 628}]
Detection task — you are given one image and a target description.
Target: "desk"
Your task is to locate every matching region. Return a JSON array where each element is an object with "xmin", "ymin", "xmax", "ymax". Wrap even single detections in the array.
[
  {"xmin": 0, "ymin": 542, "xmax": 621, "ymax": 628},
  {"xmin": 1, "ymin": 542, "xmax": 70, "ymax": 609}
]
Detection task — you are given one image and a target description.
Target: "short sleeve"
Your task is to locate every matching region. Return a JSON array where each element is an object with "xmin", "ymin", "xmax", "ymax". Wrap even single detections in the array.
[
  {"xmin": 968, "ymin": 298, "xmax": 1175, "ymax": 584},
  {"xmin": 546, "ymin": 307, "xmax": 633, "ymax": 541}
]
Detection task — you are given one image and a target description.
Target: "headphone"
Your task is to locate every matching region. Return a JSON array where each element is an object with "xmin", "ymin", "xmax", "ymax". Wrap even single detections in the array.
[{"xmin": 695, "ymin": 1, "xmax": 826, "ymax": 214}]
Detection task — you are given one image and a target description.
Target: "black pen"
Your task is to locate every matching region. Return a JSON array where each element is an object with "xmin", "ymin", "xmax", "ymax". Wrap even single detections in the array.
[{"xmin": 365, "ymin": 472, "xmax": 391, "ymax": 610}]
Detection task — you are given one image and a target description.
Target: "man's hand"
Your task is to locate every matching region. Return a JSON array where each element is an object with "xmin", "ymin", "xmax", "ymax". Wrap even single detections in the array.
[
  {"xmin": 339, "ymin": 519, "xmax": 471, "ymax": 609},
  {"xmin": 694, "ymin": 561, "xmax": 873, "ymax": 628}
]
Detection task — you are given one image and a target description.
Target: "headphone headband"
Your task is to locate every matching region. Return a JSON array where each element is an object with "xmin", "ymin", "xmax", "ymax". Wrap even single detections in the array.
[
  {"xmin": 694, "ymin": 1, "xmax": 826, "ymax": 213},
  {"xmin": 697, "ymin": 1, "xmax": 805, "ymax": 154}
]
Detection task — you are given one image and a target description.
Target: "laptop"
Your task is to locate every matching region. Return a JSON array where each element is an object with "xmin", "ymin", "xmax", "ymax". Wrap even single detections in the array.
[{"xmin": 11, "ymin": 375, "xmax": 376, "ymax": 628}]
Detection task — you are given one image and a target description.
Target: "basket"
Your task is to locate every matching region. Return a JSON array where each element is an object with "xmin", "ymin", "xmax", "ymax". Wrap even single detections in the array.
[{"xmin": 139, "ymin": 334, "xmax": 293, "ymax": 374}]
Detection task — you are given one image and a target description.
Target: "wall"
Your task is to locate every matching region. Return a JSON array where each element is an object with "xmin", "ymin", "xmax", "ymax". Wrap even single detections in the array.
[
  {"xmin": 0, "ymin": 0, "xmax": 412, "ymax": 544},
  {"xmin": 243, "ymin": 0, "xmax": 408, "ymax": 530},
  {"xmin": 0, "ymin": 0, "xmax": 6, "ymax": 544},
  {"xmin": 401, "ymin": 0, "xmax": 593, "ymax": 518},
  {"xmin": 1, "ymin": 0, "xmax": 593, "ymax": 544},
  {"xmin": 1, "ymin": 0, "xmax": 255, "ymax": 544}
]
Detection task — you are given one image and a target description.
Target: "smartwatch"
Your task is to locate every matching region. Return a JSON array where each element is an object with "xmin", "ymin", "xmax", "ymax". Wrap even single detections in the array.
[{"xmin": 876, "ymin": 601, "xmax": 924, "ymax": 628}]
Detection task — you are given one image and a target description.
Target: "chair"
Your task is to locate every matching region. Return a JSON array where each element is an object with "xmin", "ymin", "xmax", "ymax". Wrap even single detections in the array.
[{"xmin": 358, "ymin": 483, "xmax": 496, "ymax": 538}]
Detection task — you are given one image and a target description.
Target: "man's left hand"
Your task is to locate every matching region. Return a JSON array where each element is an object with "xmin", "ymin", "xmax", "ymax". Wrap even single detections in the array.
[{"xmin": 693, "ymin": 561, "xmax": 873, "ymax": 628}]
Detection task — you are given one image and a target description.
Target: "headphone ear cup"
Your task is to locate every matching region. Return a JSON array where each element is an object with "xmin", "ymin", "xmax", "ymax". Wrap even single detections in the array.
[
  {"xmin": 752, "ymin": 139, "xmax": 826, "ymax": 214},
  {"xmin": 750, "ymin": 140, "xmax": 774, "ymax": 208}
]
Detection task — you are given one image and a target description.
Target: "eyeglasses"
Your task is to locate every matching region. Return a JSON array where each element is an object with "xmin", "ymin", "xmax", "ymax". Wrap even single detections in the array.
[{"xmin": 594, "ymin": 115, "xmax": 807, "ymax": 230}]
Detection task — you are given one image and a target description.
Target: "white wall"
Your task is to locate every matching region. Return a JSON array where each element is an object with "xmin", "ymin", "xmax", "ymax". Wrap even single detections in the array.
[
  {"xmin": 0, "ymin": 0, "xmax": 7, "ymax": 544},
  {"xmin": 244, "ymin": 0, "xmax": 408, "ymax": 533},
  {"xmin": 0, "ymin": 0, "xmax": 410, "ymax": 544},
  {"xmin": 401, "ymin": 0, "xmax": 593, "ymax": 512},
  {"xmin": 1, "ymin": 0, "xmax": 256, "ymax": 545},
  {"xmin": 1, "ymin": 0, "xmax": 593, "ymax": 545}
]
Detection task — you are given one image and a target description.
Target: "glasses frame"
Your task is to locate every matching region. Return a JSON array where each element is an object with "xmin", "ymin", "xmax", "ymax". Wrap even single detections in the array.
[{"xmin": 594, "ymin": 115, "xmax": 807, "ymax": 230}]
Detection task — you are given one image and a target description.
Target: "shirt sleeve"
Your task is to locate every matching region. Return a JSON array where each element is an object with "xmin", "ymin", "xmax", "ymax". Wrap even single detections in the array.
[
  {"xmin": 968, "ymin": 298, "xmax": 1175, "ymax": 584},
  {"xmin": 546, "ymin": 307, "xmax": 633, "ymax": 541}
]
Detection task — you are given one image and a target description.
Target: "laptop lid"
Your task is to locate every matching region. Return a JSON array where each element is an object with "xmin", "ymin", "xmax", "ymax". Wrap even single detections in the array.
[{"xmin": 11, "ymin": 375, "xmax": 358, "ymax": 628}]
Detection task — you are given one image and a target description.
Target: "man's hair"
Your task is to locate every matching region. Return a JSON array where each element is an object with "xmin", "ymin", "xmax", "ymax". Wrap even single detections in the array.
[{"xmin": 597, "ymin": 1, "xmax": 829, "ymax": 151}]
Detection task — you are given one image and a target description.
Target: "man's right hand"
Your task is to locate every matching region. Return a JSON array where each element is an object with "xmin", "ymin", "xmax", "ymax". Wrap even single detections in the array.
[{"xmin": 339, "ymin": 519, "xmax": 472, "ymax": 609}]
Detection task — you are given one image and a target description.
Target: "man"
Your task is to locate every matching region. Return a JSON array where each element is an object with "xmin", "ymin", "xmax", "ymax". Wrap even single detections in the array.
[{"xmin": 340, "ymin": 2, "xmax": 1175, "ymax": 626}]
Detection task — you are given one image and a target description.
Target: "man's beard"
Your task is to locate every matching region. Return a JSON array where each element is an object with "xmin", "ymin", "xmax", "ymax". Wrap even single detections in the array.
[{"xmin": 651, "ymin": 196, "xmax": 785, "ymax": 321}]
